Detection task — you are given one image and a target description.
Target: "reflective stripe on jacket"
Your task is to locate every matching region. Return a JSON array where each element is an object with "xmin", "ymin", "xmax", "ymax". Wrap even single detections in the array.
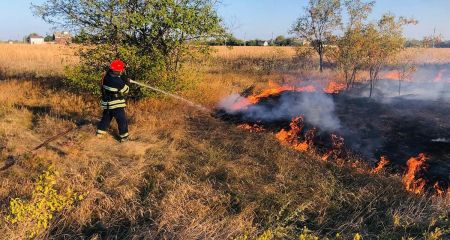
[{"xmin": 101, "ymin": 71, "xmax": 129, "ymax": 109}]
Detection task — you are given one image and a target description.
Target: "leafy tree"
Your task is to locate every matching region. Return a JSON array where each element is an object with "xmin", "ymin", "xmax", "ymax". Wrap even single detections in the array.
[
  {"xmin": 33, "ymin": 0, "xmax": 225, "ymax": 96},
  {"xmin": 226, "ymin": 35, "xmax": 245, "ymax": 46},
  {"xmin": 290, "ymin": 0, "xmax": 341, "ymax": 72},
  {"xmin": 363, "ymin": 14, "xmax": 416, "ymax": 97},
  {"xmin": 274, "ymin": 35, "xmax": 286, "ymax": 46},
  {"xmin": 246, "ymin": 39, "xmax": 266, "ymax": 46},
  {"xmin": 422, "ymin": 34, "xmax": 443, "ymax": 48},
  {"xmin": 335, "ymin": 0, "xmax": 374, "ymax": 89},
  {"xmin": 392, "ymin": 51, "xmax": 416, "ymax": 95},
  {"xmin": 405, "ymin": 39, "xmax": 422, "ymax": 48},
  {"xmin": 44, "ymin": 35, "xmax": 54, "ymax": 42}
]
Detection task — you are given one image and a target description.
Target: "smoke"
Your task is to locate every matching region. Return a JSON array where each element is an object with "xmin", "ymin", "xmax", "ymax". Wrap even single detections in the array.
[
  {"xmin": 218, "ymin": 93, "xmax": 249, "ymax": 113},
  {"xmin": 360, "ymin": 65, "xmax": 450, "ymax": 102},
  {"xmin": 219, "ymin": 91, "xmax": 341, "ymax": 132}
]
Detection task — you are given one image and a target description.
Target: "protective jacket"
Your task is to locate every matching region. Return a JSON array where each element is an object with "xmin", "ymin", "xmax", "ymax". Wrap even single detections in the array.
[{"xmin": 101, "ymin": 71, "xmax": 130, "ymax": 109}]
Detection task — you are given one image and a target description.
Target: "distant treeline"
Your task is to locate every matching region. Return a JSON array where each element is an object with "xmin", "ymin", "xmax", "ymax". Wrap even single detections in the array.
[
  {"xmin": 206, "ymin": 35, "xmax": 306, "ymax": 46},
  {"xmin": 204, "ymin": 34, "xmax": 450, "ymax": 48},
  {"xmin": 406, "ymin": 39, "xmax": 450, "ymax": 48}
]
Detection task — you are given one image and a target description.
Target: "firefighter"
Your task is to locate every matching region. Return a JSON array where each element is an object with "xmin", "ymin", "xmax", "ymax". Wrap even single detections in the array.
[{"xmin": 96, "ymin": 59, "xmax": 131, "ymax": 142}]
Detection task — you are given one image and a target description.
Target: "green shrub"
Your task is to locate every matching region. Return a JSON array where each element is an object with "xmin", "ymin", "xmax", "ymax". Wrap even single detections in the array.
[{"xmin": 5, "ymin": 166, "xmax": 86, "ymax": 238}]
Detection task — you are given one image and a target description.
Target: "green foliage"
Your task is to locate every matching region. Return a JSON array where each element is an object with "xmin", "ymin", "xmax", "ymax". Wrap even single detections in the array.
[
  {"xmin": 5, "ymin": 166, "xmax": 85, "ymax": 238},
  {"xmin": 34, "ymin": 0, "xmax": 225, "ymax": 97},
  {"xmin": 299, "ymin": 227, "xmax": 320, "ymax": 240},
  {"xmin": 44, "ymin": 35, "xmax": 54, "ymax": 42},
  {"xmin": 334, "ymin": 1, "xmax": 415, "ymax": 96},
  {"xmin": 334, "ymin": 0, "xmax": 374, "ymax": 89},
  {"xmin": 291, "ymin": 0, "xmax": 342, "ymax": 72},
  {"xmin": 64, "ymin": 65, "xmax": 102, "ymax": 95}
]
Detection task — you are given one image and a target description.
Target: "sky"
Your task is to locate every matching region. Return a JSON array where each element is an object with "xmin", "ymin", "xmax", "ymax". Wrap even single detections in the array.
[{"xmin": 0, "ymin": 0, "xmax": 449, "ymax": 41}]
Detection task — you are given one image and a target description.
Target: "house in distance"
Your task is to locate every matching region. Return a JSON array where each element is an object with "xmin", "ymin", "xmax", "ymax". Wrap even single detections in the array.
[{"xmin": 29, "ymin": 34, "xmax": 44, "ymax": 44}]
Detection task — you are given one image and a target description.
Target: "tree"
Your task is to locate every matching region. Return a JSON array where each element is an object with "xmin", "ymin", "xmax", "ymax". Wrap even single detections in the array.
[
  {"xmin": 33, "ymin": 0, "xmax": 225, "ymax": 96},
  {"xmin": 363, "ymin": 14, "xmax": 416, "ymax": 97},
  {"xmin": 422, "ymin": 34, "xmax": 443, "ymax": 48},
  {"xmin": 274, "ymin": 35, "xmax": 286, "ymax": 46},
  {"xmin": 44, "ymin": 35, "xmax": 54, "ymax": 42},
  {"xmin": 290, "ymin": 0, "xmax": 341, "ymax": 72},
  {"xmin": 245, "ymin": 39, "xmax": 266, "ymax": 46},
  {"xmin": 225, "ymin": 35, "xmax": 245, "ymax": 46},
  {"xmin": 335, "ymin": 0, "xmax": 374, "ymax": 89},
  {"xmin": 392, "ymin": 51, "xmax": 416, "ymax": 96}
]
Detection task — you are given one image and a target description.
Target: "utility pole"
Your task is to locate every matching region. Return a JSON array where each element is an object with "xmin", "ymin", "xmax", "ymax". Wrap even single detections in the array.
[
  {"xmin": 432, "ymin": 27, "xmax": 436, "ymax": 48},
  {"xmin": 271, "ymin": 32, "xmax": 274, "ymax": 46}
]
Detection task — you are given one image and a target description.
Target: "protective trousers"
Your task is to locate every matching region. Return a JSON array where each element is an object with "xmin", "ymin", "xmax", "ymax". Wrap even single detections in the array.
[{"xmin": 97, "ymin": 108, "xmax": 129, "ymax": 139}]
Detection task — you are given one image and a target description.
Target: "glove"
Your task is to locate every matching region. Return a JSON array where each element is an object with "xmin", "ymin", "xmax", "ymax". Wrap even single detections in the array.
[{"xmin": 122, "ymin": 74, "xmax": 131, "ymax": 85}]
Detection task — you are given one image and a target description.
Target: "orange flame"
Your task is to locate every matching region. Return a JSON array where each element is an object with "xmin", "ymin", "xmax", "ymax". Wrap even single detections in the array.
[
  {"xmin": 321, "ymin": 134, "xmax": 345, "ymax": 161},
  {"xmin": 229, "ymin": 81, "xmax": 345, "ymax": 111},
  {"xmin": 402, "ymin": 153, "xmax": 428, "ymax": 194},
  {"xmin": 237, "ymin": 123, "xmax": 265, "ymax": 133},
  {"xmin": 324, "ymin": 81, "xmax": 346, "ymax": 94},
  {"xmin": 382, "ymin": 71, "xmax": 401, "ymax": 80},
  {"xmin": 372, "ymin": 156, "xmax": 390, "ymax": 173},
  {"xmin": 275, "ymin": 117, "xmax": 310, "ymax": 152},
  {"xmin": 433, "ymin": 182, "xmax": 444, "ymax": 196},
  {"xmin": 433, "ymin": 69, "xmax": 447, "ymax": 82},
  {"xmin": 247, "ymin": 83, "xmax": 296, "ymax": 104}
]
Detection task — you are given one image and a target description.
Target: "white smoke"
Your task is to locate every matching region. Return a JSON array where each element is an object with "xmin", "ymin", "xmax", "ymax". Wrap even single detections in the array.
[
  {"xmin": 219, "ymin": 91, "xmax": 341, "ymax": 132},
  {"xmin": 361, "ymin": 65, "xmax": 450, "ymax": 102},
  {"xmin": 218, "ymin": 93, "xmax": 249, "ymax": 113}
]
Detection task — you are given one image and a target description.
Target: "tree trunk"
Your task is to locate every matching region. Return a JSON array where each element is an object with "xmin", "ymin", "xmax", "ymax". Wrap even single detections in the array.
[
  {"xmin": 319, "ymin": 51, "xmax": 324, "ymax": 72},
  {"xmin": 350, "ymin": 68, "xmax": 357, "ymax": 89},
  {"xmin": 369, "ymin": 68, "xmax": 374, "ymax": 98},
  {"xmin": 398, "ymin": 78, "xmax": 402, "ymax": 96},
  {"xmin": 345, "ymin": 70, "xmax": 350, "ymax": 90}
]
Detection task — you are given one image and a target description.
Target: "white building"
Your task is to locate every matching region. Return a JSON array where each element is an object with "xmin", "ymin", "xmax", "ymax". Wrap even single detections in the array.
[
  {"xmin": 29, "ymin": 34, "xmax": 44, "ymax": 45},
  {"xmin": 263, "ymin": 41, "xmax": 269, "ymax": 46}
]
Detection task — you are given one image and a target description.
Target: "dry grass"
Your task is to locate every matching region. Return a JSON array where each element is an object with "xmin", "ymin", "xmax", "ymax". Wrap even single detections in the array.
[
  {"xmin": 212, "ymin": 46, "xmax": 297, "ymax": 59},
  {"xmin": 0, "ymin": 44, "xmax": 78, "ymax": 79},
  {"xmin": 399, "ymin": 48, "xmax": 450, "ymax": 65},
  {"xmin": 0, "ymin": 44, "xmax": 449, "ymax": 239}
]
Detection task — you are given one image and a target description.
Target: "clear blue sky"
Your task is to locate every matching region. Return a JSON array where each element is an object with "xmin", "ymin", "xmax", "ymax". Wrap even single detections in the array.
[{"xmin": 1, "ymin": 0, "xmax": 449, "ymax": 41}]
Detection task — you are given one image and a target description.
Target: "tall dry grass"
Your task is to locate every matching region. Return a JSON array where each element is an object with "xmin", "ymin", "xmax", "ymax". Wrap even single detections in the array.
[
  {"xmin": 0, "ymin": 44, "xmax": 78, "ymax": 79},
  {"xmin": 0, "ymin": 44, "xmax": 449, "ymax": 239},
  {"xmin": 212, "ymin": 46, "xmax": 297, "ymax": 59}
]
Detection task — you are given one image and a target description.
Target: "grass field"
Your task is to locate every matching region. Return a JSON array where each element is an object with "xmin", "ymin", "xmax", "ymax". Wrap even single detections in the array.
[{"xmin": 0, "ymin": 44, "xmax": 449, "ymax": 239}]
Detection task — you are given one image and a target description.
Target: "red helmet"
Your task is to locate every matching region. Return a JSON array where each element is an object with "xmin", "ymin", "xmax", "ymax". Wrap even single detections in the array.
[{"xmin": 110, "ymin": 59, "xmax": 125, "ymax": 71}]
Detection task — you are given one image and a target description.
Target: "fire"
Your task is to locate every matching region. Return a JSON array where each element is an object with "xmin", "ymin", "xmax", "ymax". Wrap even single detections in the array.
[
  {"xmin": 433, "ymin": 182, "xmax": 444, "ymax": 196},
  {"xmin": 433, "ymin": 69, "xmax": 446, "ymax": 82},
  {"xmin": 324, "ymin": 81, "xmax": 346, "ymax": 94},
  {"xmin": 402, "ymin": 153, "xmax": 428, "ymax": 194},
  {"xmin": 237, "ymin": 123, "xmax": 264, "ymax": 133},
  {"xmin": 372, "ymin": 156, "xmax": 390, "ymax": 173},
  {"xmin": 229, "ymin": 81, "xmax": 345, "ymax": 111},
  {"xmin": 321, "ymin": 134, "xmax": 345, "ymax": 161},
  {"xmin": 275, "ymin": 116, "xmax": 310, "ymax": 152},
  {"xmin": 247, "ymin": 82, "xmax": 296, "ymax": 104},
  {"xmin": 382, "ymin": 71, "xmax": 401, "ymax": 80}
]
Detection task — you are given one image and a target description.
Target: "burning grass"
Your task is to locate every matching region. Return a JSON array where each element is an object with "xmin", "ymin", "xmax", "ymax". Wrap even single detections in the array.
[
  {"xmin": 218, "ymin": 80, "xmax": 450, "ymax": 196},
  {"xmin": 0, "ymin": 45, "xmax": 449, "ymax": 239}
]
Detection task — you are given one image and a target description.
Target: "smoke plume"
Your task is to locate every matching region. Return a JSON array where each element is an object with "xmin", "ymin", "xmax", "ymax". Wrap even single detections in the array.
[{"xmin": 219, "ymin": 91, "xmax": 341, "ymax": 132}]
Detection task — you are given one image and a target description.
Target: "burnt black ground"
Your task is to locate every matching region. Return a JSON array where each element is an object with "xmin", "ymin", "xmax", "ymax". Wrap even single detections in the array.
[{"xmin": 217, "ymin": 84, "xmax": 450, "ymax": 188}]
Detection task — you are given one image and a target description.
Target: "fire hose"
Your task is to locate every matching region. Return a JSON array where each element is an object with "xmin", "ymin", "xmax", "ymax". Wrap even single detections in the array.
[
  {"xmin": 1, "ymin": 80, "xmax": 210, "ymax": 170},
  {"xmin": 1, "ymin": 127, "xmax": 78, "ymax": 171},
  {"xmin": 129, "ymin": 80, "xmax": 211, "ymax": 113}
]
